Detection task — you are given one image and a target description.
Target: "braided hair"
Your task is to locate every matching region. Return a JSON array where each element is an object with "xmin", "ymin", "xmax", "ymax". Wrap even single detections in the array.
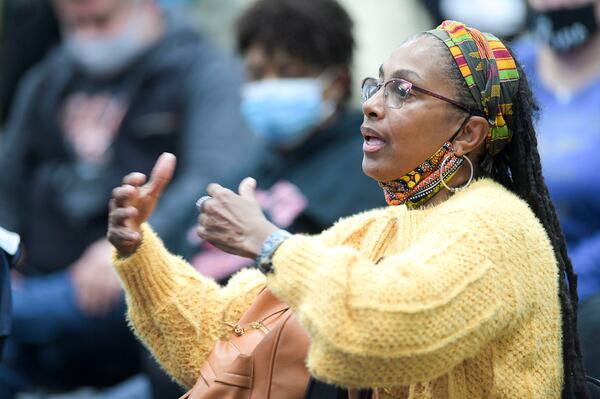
[{"xmin": 422, "ymin": 33, "xmax": 590, "ymax": 398}]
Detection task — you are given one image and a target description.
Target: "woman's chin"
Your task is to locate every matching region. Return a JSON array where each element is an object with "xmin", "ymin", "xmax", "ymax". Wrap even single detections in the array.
[
  {"xmin": 362, "ymin": 158, "xmax": 389, "ymax": 182},
  {"xmin": 362, "ymin": 157, "xmax": 409, "ymax": 182}
]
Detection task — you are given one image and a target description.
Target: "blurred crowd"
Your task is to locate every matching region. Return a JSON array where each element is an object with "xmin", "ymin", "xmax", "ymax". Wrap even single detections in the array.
[{"xmin": 0, "ymin": 0, "xmax": 598, "ymax": 398}]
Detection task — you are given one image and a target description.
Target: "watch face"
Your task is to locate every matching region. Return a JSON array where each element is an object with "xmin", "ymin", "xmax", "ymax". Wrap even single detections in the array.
[{"xmin": 258, "ymin": 257, "xmax": 272, "ymax": 274}]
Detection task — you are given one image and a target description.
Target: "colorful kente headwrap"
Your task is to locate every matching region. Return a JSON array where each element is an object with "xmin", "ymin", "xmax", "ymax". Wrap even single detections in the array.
[
  {"xmin": 428, "ymin": 20, "xmax": 520, "ymax": 165},
  {"xmin": 379, "ymin": 21, "xmax": 521, "ymax": 209}
]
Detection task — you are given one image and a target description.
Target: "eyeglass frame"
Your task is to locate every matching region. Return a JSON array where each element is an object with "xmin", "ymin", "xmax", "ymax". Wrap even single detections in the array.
[{"xmin": 360, "ymin": 77, "xmax": 479, "ymax": 115}]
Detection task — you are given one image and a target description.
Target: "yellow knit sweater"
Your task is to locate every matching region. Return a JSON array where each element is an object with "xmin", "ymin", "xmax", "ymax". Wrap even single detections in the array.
[{"xmin": 113, "ymin": 178, "xmax": 563, "ymax": 398}]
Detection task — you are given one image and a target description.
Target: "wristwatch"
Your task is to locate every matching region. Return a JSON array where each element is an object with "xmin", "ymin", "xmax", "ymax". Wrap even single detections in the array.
[{"xmin": 256, "ymin": 229, "xmax": 291, "ymax": 274}]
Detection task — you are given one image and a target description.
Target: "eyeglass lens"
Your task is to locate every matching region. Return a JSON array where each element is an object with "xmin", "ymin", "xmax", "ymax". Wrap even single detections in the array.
[{"xmin": 361, "ymin": 78, "xmax": 412, "ymax": 109}]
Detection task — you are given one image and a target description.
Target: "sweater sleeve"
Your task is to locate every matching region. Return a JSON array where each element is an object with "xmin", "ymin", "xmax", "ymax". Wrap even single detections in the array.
[
  {"xmin": 267, "ymin": 205, "xmax": 539, "ymax": 388},
  {"xmin": 112, "ymin": 223, "xmax": 266, "ymax": 388}
]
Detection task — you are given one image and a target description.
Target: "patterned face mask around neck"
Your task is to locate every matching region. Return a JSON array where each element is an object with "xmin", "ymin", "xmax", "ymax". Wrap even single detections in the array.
[{"xmin": 378, "ymin": 117, "xmax": 469, "ymax": 209}]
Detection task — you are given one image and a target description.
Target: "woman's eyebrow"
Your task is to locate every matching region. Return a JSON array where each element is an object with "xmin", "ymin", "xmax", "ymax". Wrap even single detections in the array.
[
  {"xmin": 389, "ymin": 68, "xmax": 424, "ymax": 82},
  {"xmin": 378, "ymin": 65, "xmax": 423, "ymax": 82}
]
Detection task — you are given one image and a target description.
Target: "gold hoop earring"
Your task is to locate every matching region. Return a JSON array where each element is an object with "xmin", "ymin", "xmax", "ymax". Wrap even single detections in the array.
[{"xmin": 440, "ymin": 154, "xmax": 474, "ymax": 192}]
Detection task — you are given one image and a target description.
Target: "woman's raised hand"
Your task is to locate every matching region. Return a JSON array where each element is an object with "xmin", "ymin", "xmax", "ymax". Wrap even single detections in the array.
[
  {"xmin": 107, "ymin": 153, "xmax": 176, "ymax": 257},
  {"xmin": 197, "ymin": 178, "xmax": 278, "ymax": 259}
]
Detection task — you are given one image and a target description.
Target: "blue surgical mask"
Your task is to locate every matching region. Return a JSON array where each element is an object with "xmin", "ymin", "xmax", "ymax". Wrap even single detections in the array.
[{"xmin": 241, "ymin": 78, "xmax": 335, "ymax": 146}]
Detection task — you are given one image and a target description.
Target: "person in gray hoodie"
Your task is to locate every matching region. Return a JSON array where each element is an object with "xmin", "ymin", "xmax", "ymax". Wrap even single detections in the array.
[{"xmin": 0, "ymin": 0, "xmax": 253, "ymax": 396}]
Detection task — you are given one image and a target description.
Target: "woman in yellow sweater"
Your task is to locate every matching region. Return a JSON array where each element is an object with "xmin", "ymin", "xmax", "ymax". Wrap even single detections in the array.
[{"xmin": 107, "ymin": 21, "xmax": 589, "ymax": 398}]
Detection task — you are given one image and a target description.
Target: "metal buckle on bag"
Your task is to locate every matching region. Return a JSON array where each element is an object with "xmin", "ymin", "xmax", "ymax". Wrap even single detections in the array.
[
  {"xmin": 250, "ymin": 321, "xmax": 269, "ymax": 334},
  {"xmin": 224, "ymin": 322, "xmax": 246, "ymax": 336},
  {"xmin": 223, "ymin": 320, "xmax": 270, "ymax": 336},
  {"xmin": 223, "ymin": 307, "xmax": 289, "ymax": 337}
]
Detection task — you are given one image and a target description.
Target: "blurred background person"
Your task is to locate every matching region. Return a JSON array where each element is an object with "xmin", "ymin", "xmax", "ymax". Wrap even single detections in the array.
[
  {"xmin": 421, "ymin": 0, "xmax": 528, "ymax": 40},
  {"xmin": 0, "ymin": 0, "xmax": 60, "ymax": 125},
  {"xmin": 512, "ymin": 0, "xmax": 600, "ymax": 380},
  {"xmin": 0, "ymin": 0, "xmax": 253, "ymax": 396},
  {"xmin": 175, "ymin": 0, "xmax": 432, "ymax": 103},
  {"xmin": 180, "ymin": 0, "xmax": 386, "ymax": 286}
]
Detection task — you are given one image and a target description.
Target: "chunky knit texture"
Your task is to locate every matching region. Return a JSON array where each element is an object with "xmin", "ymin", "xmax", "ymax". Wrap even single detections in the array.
[
  {"xmin": 113, "ymin": 178, "xmax": 563, "ymax": 398},
  {"xmin": 112, "ymin": 228, "xmax": 266, "ymax": 388}
]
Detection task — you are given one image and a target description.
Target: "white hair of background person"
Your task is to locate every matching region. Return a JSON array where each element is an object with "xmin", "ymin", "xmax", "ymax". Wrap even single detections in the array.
[{"xmin": 440, "ymin": 0, "xmax": 528, "ymax": 38}]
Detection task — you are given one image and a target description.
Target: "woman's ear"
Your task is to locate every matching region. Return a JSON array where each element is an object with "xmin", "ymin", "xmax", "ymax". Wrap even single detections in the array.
[{"xmin": 452, "ymin": 115, "xmax": 489, "ymax": 157}]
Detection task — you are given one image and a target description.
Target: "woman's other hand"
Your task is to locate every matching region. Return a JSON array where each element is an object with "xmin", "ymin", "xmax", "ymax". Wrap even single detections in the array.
[
  {"xmin": 197, "ymin": 177, "xmax": 278, "ymax": 259},
  {"xmin": 107, "ymin": 152, "xmax": 176, "ymax": 257},
  {"xmin": 70, "ymin": 239, "xmax": 121, "ymax": 317}
]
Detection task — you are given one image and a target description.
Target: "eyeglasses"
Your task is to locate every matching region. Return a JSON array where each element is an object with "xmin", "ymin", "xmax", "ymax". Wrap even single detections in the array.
[{"xmin": 360, "ymin": 77, "xmax": 475, "ymax": 114}]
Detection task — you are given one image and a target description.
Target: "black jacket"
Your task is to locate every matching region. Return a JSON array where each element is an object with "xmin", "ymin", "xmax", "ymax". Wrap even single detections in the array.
[{"xmin": 179, "ymin": 109, "xmax": 386, "ymax": 267}]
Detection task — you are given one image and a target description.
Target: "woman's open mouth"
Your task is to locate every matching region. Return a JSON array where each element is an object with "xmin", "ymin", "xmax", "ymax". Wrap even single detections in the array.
[{"xmin": 361, "ymin": 126, "xmax": 386, "ymax": 153}]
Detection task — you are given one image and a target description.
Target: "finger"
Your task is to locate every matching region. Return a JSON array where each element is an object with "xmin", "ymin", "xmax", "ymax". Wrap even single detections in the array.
[
  {"xmin": 197, "ymin": 212, "xmax": 208, "ymax": 227},
  {"xmin": 112, "ymin": 185, "xmax": 136, "ymax": 208},
  {"xmin": 109, "ymin": 207, "xmax": 138, "ymax": 227},
  {"xmin": 122, "ymin": 172, "xmax": 147, "ymax": 187},
  {"xmin": 107, "ymin": 227, "xmax": 141, "ymax": 247},
  {"xmin": 206, "ymin": 183, "xmax": 232, "ymax": 198},
  {"xmin": 195, "ymin": 196, "xmax": 211, "ymax": 212},
  {"xmin": 196, "ymin": 225, "xmax": 209, "ymax": 241},
  {"xmin": 238, "ymin": 177, "xmax": 257, "ymax": 201},
  {"xmin": 147, "ymin": 153, "xmax": 176, "ymax": 199}
]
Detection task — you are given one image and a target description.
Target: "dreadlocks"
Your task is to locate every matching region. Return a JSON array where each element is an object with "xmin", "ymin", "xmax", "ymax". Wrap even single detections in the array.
[
  {"xmin": 423, "ymin": 32, "xmax": 590, "ymax": 398},
  {"xmin": 491, "ymin": 46, "xmax": 589, "ymax": 399}
]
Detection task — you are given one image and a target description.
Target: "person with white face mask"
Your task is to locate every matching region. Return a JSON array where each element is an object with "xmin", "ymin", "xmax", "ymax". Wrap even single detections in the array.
[
  {"xmin": 63, "ymin": 4, "xmax": 152, "ymax": 77},
  {"xmin": 0, "ymin": 0, "xmax": 253, "ymax": 397},
  {"xmin": 513, "ymin": 0, "xmax": 600, "ymax": 383},
  {"xmin": 57, "ymin": 0, "xmax": 163, "ymax": 78}
]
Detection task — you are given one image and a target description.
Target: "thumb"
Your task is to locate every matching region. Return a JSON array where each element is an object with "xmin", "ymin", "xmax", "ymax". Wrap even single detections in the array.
[
  {"xmin": 148, "ymin": 152, "xmax": 176, "ymax": 199},
  {"xmin": 238, "ymin": 177, "xmax": 257, "ymax": 201}
]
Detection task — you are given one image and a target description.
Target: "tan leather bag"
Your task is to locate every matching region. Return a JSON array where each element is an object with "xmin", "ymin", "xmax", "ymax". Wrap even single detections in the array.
[{"xmin": 180, "ymin": 288, "xmax": 311, "ymax": 399}]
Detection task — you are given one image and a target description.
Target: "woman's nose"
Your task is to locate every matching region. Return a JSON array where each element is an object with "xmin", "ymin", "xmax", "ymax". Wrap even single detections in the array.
[{"xmin": 361, "ymin": 89, "xmax": 385, "ymax": 120}]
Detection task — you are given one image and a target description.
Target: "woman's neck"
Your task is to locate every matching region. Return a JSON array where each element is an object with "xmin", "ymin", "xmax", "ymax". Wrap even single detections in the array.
[
  {"xmin": 422, "ymin": 187, "xmax": 453, "ymax": 208},
  {"xmin": 538, "ymin": 32, "xmax": 600, "ymax": 96}
]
